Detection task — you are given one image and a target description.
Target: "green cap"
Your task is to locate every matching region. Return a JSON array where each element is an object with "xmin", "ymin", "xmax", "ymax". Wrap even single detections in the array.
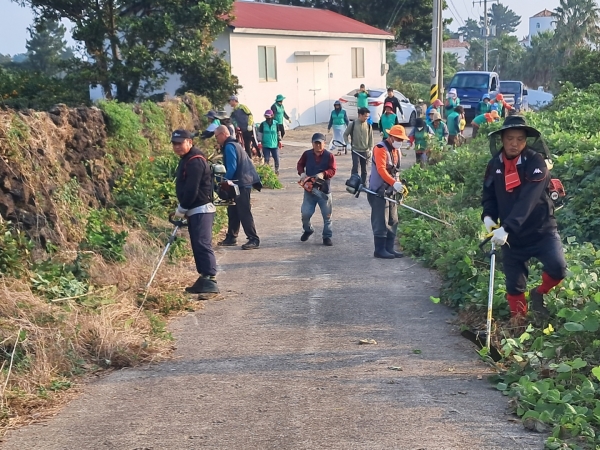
[{"xmin": 276, "ymin": 94, "xmax": 285, "ymax": 102}]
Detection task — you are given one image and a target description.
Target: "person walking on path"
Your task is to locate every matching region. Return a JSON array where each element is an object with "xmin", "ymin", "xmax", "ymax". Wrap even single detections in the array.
[
  {"xmin": 471, "ymin": 110, "xmax": 500, "ymax": 138},
  {"xmin": 445, "ymin": 88, "xmax": 460, "ymax": 113},
  {"xmin": 229, "ymin": 95, "xmax": 256, "ymax": 158},
  {"xmin": 430, "ymin": 111, "xmax": 449, "ymax": 145},
  {"xmin": 171, "ymin": 130, "xmax": 219, "ymax": 297},
  {"xmin": 270, "ymin": 94, "xmax": 290, "ymax": 140},
  {"xmin": 327, "ymin": 100, "xmax": 349, "ymax": 152},
  {"xmin": 297, "ymin": 133, "xmax": 336, "ymax": 246},
  {"xmin": 256, "ymin": 110, "xmax": 281, "ymax": 175},
  {"xmin": 447, "ymin": 106, "xmax": 464, "ymax": 147},
  {"xmin": 368, "ymin": 125, "xmax": 408, "ymax": 259},
  {"xmin": 479, "ymin": 94, "xmax": 492, "ymax": 115},
  {"xmin": 482, "ymin": 115, "xmax": 567, "ymax": 320},
  {"xmin": 409, "ymin": 118, "xmax": 433, "ymax": 168},
  {"xmin": 354, "ymin": 84, "xmax": 370, "ymax": 113},
  {"xmin": 344, "ymin": 107, "xmax": 373, "ymax": 185},
  {"xmin": 378, "ymin": 103, "xmax": 399, "ymax": 139},
  {"xmin": 214, "ymin": 125, "xmax": 262, "ymax": 250},
  {"xmin": 384, "ymin": 87, "xmax": 403, "ymax": 118}
]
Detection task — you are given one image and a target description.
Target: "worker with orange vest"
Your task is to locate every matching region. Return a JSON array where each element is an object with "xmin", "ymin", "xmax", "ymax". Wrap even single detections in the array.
[
  {"xmin": 471, "ymin": 110, "xmax": 500, "ymax": 138},
  {"xmin": 493, "ymin": 93, "xmax": 514, "ymax": 118}
]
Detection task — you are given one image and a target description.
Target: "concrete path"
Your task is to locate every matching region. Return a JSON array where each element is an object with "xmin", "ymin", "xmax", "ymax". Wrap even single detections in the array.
[{"xmin": 2, "ymin": 133, "xmax": 542, "ymax": 450}]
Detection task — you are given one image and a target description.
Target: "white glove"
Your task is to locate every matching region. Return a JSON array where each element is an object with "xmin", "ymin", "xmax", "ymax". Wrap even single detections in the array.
[
  {"xmin": 491, "ymin": 227, "xmax": 508, "ymax": 246},
  {"xmin": 247, "ymin": 125, "xmax": 253, "ymax": 132},
  {"xmin": 173, "ymin": 206, "xmax": 186, "ymax": 219},
  {"xmin": 483, "ymin": 216, "xmax": 498, "ymax": 233},
  {"xmin": 299, "ymin": 172, "xmax": 307, "ymax": 182},
  {"xmin": 393, "ymin": 181, "xmax": 403, "ymax": 192},
  {"xmin": 316, "ymin": 172, "xmax": 324, "ymax": 179}
]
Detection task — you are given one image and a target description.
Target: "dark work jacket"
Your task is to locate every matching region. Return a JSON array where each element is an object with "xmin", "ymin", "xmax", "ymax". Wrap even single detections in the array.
[
  {"xmin": 482, "ymin": 147, "xmax": 557, "ymax": 245},
  {"xmin": 175, "ymin": 147, "xmax": 213, "ymax": 210},
  {"xmin": 385, "ymin": 95, "xmax": 403, "ymax": 116},
  {"xmin": 304, "ymin": 149, "xmax": 335, "ymax": 194},
  {"xmin": 222, "ymin": 137, "xmax": 262, "ymax": 190}
]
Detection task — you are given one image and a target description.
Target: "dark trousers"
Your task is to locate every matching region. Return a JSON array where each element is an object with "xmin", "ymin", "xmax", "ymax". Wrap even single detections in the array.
[
  {"xmin": 502, "ymin": 232, "xmax": 567, "ymax": 295},
  {"xmin": 188, "ymin": 212, "xmax": 217, "ymax": 277},
  {"xmin": 226, "ymin": 187, "xmax": 259, "ymax": 243},
  {"xmin": 351, "ymin": 150, "xmax": 368, "ymax": 185},
  {"xmin": 368, "ymin": 193, "xmax": 398, "ymax": 238},
  {"xmin": 241, "ymin": 130, "xmax": 258, "ymax": 158},
  {"xmin": 277, "ymin": 124, "xmax": 285, "ymax": 139}
]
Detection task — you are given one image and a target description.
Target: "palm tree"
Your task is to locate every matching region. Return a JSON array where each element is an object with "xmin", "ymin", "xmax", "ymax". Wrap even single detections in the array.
[
  {"xmin": 521, "ymin": 31, "xmax": 559, "ymax": 90},
  {"xmin": 484, "ymin": 3, "xmax": 521, "ymax": 36},
  {"xmin": 553, "ymin": 0, "xmax": 600, "ymax": 56}
]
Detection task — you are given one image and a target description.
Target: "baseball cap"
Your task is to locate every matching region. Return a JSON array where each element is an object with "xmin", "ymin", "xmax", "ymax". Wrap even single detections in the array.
[
  {"xmin": 312, "ymin": 133, "xmax": 326, "ymax": 143},
  {"xmin": 229, "ymin": 95, "xmax": 238, "ymax": 102},
  {"xmin": 171, "ymin": 129, "xmax": 193, "ymax": 143}
]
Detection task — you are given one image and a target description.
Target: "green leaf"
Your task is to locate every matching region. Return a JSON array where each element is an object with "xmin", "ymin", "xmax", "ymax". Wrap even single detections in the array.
[
  {"xmin": 594, "ymin": 292, "xmax": 600, "ymax": 304},
  {"xmin": 583, "ymin": 318, "xmax": 599, "ymax": 332},
  {"xmin": 563, "ymin": 322, "xmax": 584, "ymax": 332},
  {"xmin": 570, "ymin": 358, "xmax": 587, "ymax": 370},
  {"xmin": 429, "ymin": 296, "xmax": 440, "ymax": 304},
  {"xmin": 556, "ymin": 363, "xmax": 572, "ymax": 373},
  {"xmin": 592, "ymin": 366, "xmax": 600, "ymax": 382},
  {"xmin": 496, "ymin": 382, "xmax": 508, "ymax": 391}
]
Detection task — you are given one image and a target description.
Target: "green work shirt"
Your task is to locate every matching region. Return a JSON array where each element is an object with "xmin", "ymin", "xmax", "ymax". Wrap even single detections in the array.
[
  {"xmin": 414, "ymin": 128, "xmax": 429, "ymax": 151},
  {"xmin": 472, "ymin": 114, "xmax": 489, "ymax": 126},
  {"xmin": 447, "ymin": 111, "xmax": 460, "ymax": 136},
  {"xmin": 260, "ymin": 120, "xmax": 279, "ymax": 148},
  {"xmin": 331, "ymin": 109, "xmax": 347, "ymax": 126},
  {"xmin": 446, "ymin": 97, "xmax": 460, "ymax": 112},
  {"xmin": 478, "ymin": 102, "xmax": 491, "ymax": 115},
  {"xmin": 272, "ymin": 103, "xmax": 286, "ymax": 124},
  {"xmin": 433, "ymin": 121, "xmax": 447, "ymax": 142},
  {"xmin": 356, "ymin": 91, "xmax": 369, "ymax": 108},
  {"xmin": 379, "ymin": 113, "xmax": 397, "ymax": 138}
]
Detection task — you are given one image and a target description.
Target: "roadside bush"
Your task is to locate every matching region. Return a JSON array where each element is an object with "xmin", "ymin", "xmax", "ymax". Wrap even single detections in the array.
[
  {"xmin": 399, "ymin": 85, "xmax": 600, "ymax": 448},
  {"xmin": 256, "ymin": 164, "xmax": 283, "ymax": 189},
  {"xmin": 0, "ymin": 222, "xmax": 33, "ymax": 277},
  {"xmin": 81, "ymin": 210, "xmax": 128, "ymax": 263}
]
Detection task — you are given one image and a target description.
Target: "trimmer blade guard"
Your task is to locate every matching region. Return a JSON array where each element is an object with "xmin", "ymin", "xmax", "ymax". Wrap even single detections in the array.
[{"xmin": 345, "ymin": 173, "xmax": 363, "ymax": 195}]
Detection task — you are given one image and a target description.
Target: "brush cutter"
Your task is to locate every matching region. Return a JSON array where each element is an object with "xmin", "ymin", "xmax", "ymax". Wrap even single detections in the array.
[
  {"xmin": 344, "ymin": 173, "xmax": 451, "ymax": 226},
  {"xmin": 460, "ymin": 234, "xmax": 502, "ymax": 362},
  {"xmin": 145, "ymin": 214, "xmax": 187, "ymax": 291},
  {"xmin": 332, "ymin": 139, "xmax": 348, "ymax": 156}
]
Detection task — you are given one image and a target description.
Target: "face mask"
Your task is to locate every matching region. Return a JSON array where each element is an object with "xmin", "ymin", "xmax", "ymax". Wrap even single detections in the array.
[
  {"xmin": 392, "ymin": 141, "xmax": 402, "ymax": 149},
  {"xmin": 417, "ymin": 127, "xmax": 423, "ymax": 131}
]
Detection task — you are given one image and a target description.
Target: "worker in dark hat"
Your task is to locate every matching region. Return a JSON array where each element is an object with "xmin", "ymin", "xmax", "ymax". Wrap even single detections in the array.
[
  {"xmin": 200, "ymin": 110, "xmax": 221, "ymax": 139},
  {"xmin": 229, "ymin": 95, "xmax": 256, "ymax": 158},
  {"xmin": 297, "ymin": 133, "xmax": 336, "ymax": 246},
  {"xmin": 171, "ymin": 129, "xmax": 219, "ymax": 297},
  {"xmin": 482, "ymin": 115, "xmax": 566, "ymax": 320}
]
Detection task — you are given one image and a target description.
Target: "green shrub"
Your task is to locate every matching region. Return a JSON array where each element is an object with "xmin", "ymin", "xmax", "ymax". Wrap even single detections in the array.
[
  {"xmin": 98, "ymin": 100, "xmax": 149, "ymax": 159},
  {"xmin": 256, "ymin": 164, "xmax": 283, "ymax": 189},
  {"xmin": 81, "ymin": 210, "xmax": 128, "ymax": 262},
  {"xmin": 0, "ymin": 222, "xmax": 33, "ymax": 277}
]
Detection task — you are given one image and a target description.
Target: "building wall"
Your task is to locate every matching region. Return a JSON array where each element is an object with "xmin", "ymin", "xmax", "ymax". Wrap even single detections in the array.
[
  {"xmin": 529, "ymin": 16, "xmax": 555, "ymax": 42},
  {"xmin": 443, "ymin": 47, "xmax": 468, "ymax": 65},
  {"xmin": 214, "ymin": 30, "xmax": 388, "ymax": 127}
]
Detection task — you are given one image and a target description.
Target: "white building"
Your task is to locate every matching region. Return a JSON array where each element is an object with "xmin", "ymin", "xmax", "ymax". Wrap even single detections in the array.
[
  {"xmin": 528, "ymin": 9, "xmax": 555, "ymax": 45},
  {"xmin": 394, "ymin": 37, "xmax": 469, "ymax": 65},
  {"xmin": 215, "ymin": 2, "xmax": 393, "ymax": 127}
]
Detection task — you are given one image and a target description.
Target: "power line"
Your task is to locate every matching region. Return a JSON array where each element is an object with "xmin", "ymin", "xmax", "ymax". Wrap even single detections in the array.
[
  {"xmin": 385, "ymin": 0, "xmax": 408, "ymax": 31},
  {"xmin": 448, "ymin": 0, "xmax": 466, "ymax": 27}
]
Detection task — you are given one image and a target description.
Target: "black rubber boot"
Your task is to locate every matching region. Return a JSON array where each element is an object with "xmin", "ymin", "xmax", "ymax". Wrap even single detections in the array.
[
  {"xmin": 529, "ymin": 288, "xmax": 550, "ymax": 320},
  {"xmin": 374, "ymin": 237, "xmax": 395, "ymax": 259},
  {"xmin": 185, "ymin": 276, "xmax": 218, "ymax": 294},
  {"xmin": 385, "ymin": 232, "xmax": 404, "ymax": 258},
  {"xmin": 218, "ymin": 237, "xmax": 237, "ymax": 247}
]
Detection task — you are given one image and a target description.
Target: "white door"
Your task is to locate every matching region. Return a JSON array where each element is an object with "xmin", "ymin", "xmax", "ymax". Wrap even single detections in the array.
[{"xmin": 296, "ymin": 56, "xmax": 330, "ymax": 126}]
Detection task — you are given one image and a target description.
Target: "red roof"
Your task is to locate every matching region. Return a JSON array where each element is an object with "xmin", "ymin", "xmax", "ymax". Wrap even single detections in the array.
[
  {"xmin": 533, "ymin": 9, "xmax": 553, "ymax": 18},
  {"xmin": 231, "ymin": 2, "xmax": 392, "ymax": 37},
  {"xmin": 443, "ymin": 39, "xmax": 469, "ymax": 49}
]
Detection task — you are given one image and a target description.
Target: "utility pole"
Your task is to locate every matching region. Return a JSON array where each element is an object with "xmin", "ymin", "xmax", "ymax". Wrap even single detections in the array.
[
  {"xmin": 473, "ymin": 0, "xmax": 498, "ymax": 71},
  {"xmin": 438, "ymin": 6, "xmax": 444, "ymax": 110},
  {"xmin": 430, "ymin": 0, "xmax": 440, "ymax": 105}
]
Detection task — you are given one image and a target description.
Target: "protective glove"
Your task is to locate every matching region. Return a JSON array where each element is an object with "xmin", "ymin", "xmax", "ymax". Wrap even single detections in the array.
[
  {"xmin": 278, "ymin": 141, "xmax": 282, "ymax": 149},
  {"xmin": 247, "ymin": 125, "xmax": 253, "ymax": 132},
  {"xmin": 173, "ymin": 206, "xmax": 186, "ymax": 219},
  {"xmin": 490, "ymin": 226, "xmax": 508, "ymax": 246},
  {"xmin": 258, "ymin": 143, "xmax": 263, "ymax": 150},
  {"xmin": 393, "ymin": 181, "xmax": 403, "ymax": 193},
  {"xmin": 366, "ymin": 150, "xmax": 372, "ymax": 160},
  {"xmin": 483, "ymin": 216, "xmax": 498, "ymax": 233},
  {"xmin": 316, "ymin": 172, "xmax": 325, "ymax": 179},
  {"xmin": 299, "ymin": 172, "xmax": 307, "ymax": 182}
]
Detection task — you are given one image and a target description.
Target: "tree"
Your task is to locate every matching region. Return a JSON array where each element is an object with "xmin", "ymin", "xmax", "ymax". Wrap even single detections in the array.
[
  {"xmin": 464, "ymin": 39, "xmax": 484, "ymax": 70},
  {"xmin": 483, "ymin": 3, "xmax": 521, "ymax": 36},
  {"xmin": 558, "ymin": 48, "xmax": 600, "ymax": 88},
  {"xmin": 260, "ymin": 0, "xmax": 437, "ymax": 48},
  {"xmin": 520, "ymin": 31, "xmax": 559, "ymax": 90},
  {"xmin": 553, "ymin": 0, "xmax": 600, "ymax": 57},
  {"xmin": 488, "ymin": 34, "xmax": 525, "ymax": 80},
  {"xmin": 458, "ymin": 18, "xmax": 482, "ymax": 41},
  {"xmin": 16, "ymin": 0, "xmax": 235, "ymax": 102},
  {"xmin": 26, "ymin": 20, "xmax": 71, "ymax": 75}
]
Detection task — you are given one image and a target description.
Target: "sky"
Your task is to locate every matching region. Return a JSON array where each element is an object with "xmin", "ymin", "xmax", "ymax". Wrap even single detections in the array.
[{"xmin": 0, "ymin": 0, "xmax": 564, "ymax": 55}]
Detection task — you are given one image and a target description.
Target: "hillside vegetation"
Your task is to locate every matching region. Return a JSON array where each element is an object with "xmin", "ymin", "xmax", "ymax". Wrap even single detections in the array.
[
  {"xmin": 0, "ymin": 94, "xmax": 228, "ymax": 433},
  {"xmin": 398, "ymin": 83, "xmax": 600, "ymax": 449}
]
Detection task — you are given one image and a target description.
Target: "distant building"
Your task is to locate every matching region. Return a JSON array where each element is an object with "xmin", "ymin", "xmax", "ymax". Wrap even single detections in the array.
[
  {"xmin": 528, "ymin": 9, "xmax": 555, "ymax": 45},
  {"xmin": 394, "ymin": 36, "xmax": 469, "ymax": 65}
]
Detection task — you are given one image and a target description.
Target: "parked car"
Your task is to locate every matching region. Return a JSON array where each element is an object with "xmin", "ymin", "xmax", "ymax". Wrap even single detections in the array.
[
  {"xmin": 338, "ymin": 88, "xmax": 417, "ymax": 127},
  {"xmin": 447, "ymin": 71, "xmax": 500, "ymax": 121}
]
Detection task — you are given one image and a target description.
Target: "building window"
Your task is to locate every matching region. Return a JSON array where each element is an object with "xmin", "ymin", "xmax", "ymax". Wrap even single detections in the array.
[
  {"xmin": 536, "ymin": 23, "xmax": 540, "ymax": 29},
  {"xmin": 351, "ymin": 47, "xmax": 365, "ymax": 78},
  {"xmin": 258, "ymin": 46, "xmax": 277, "ymax": 82}
]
